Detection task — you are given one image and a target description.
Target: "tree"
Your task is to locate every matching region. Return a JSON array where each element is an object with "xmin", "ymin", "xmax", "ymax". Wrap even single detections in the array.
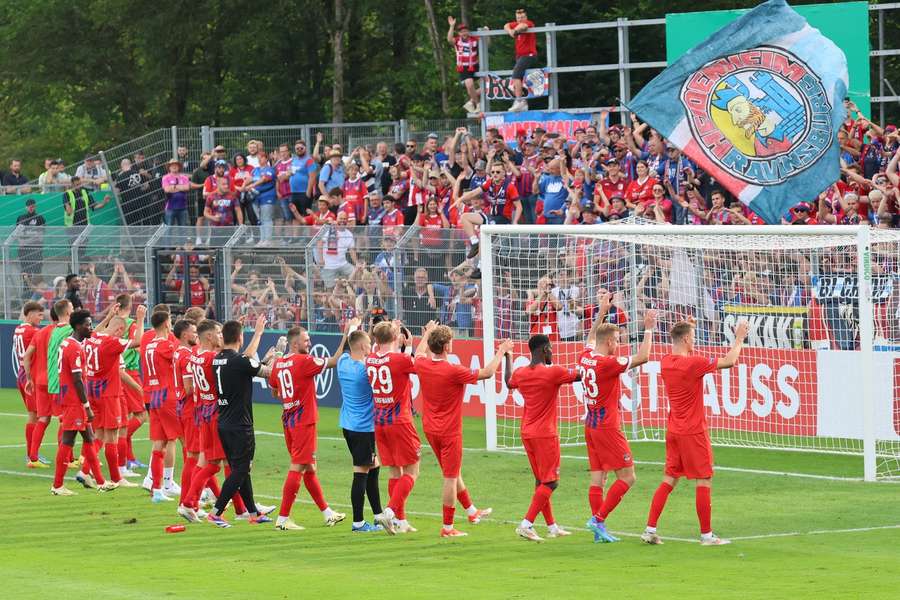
[
  {"xmin": 423, "ymin": 0, "xmax": 451, "ymax": 115},
  {"xmin": 330, "ymin": 0, "xmax": 353, "ymax": 123}
]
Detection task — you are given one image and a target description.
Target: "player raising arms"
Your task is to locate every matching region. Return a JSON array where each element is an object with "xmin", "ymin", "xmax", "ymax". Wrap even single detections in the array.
[
  {"xmin": 142, "ymin": 311, "xmax": 184, "ymax": 503},
  {"xmin": 368, "ymin": 320, "xmax": 426, "ymax": 535},
  {"xmin": 117, "ymin": 295, "xmax": 148, "ymax": 476},
  {"xmin": 269, "ymin": 321, "xmax": 354, "ymax": 531},
  {"xmin": 13, "ymin": 302, "xmax": 43, "ymax": 464},
  {"xmin": 51, "ymin": 310, "xmax": 114, "ymax": 495},
  {"xmin": 504, "ymin": 334, "xmax": 581, "ymax": 542},
  {"xmin": 415, "ymin": 322, "xmax": 511, "ymax": 537},
  {"xmin": 582, "ymin": 302, "xmax": 657, "ymax": 543},
  {"xmin": 336, "ymin": 328, "xmax": 384, "ymax": 533},
  {"xmin": 641, "ymin": 318, "xmax": 749, "ymax": 546}
]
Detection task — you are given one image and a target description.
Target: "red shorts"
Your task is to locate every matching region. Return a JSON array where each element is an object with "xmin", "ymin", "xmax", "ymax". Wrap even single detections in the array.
[
  {"xmin": 585, "ymin": 427, "xmax": 634, "ymax": 472},
  {"xmin": 17, "ymin": 374, "xmax": 35, "ymax": 413},
  {"xmin": 664, "ymin": 430, "xmax": 714, "ymax": 480},
  {"xmin": 523, "ymin": 436, "xmax": 560, "ymax": 483},
  {"xmin": 201, "ymin": 418, "xmax": 226, "ymax": 461},
  {"xmin": 284, "ymin": 423, "xmax": 317, "ymax": 465},
  {"xmin": 92, "ymin": 393, "xmax": 122, "ymax": 430},
  {"xmin": 181, "ymin": 408, "xmax": 200, "ymax": 454},
  {"xmin": 60, "ymin": 403, "xmax": 88, "ymax": 432},
  {"xmin": 150, "ymin": 405, "xmax": 182, "ymax": 441},
  {"xmin": 425, "ymin": 432, "xmax": 462, "ymax": 478},
  {"xmin": 124, "ymin": 371, "xmax": 145, "ymax": 413},
  {"xmin": 375, "ymin": 421, "xmax": 421, "ymax": 467},
  {"xmin": 35, "ymin": 384, "xmax": 60, "ymax": 418}
]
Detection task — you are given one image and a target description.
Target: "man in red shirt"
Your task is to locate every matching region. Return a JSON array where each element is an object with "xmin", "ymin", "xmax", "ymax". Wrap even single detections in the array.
[
  {"xmin": 459, "ymin": 163, "xmax": 522, "ymax": 258},
  {"xmin": 51, "ymin": 310, "xmax": 115, "ymax": 495},
  {"xmin": 504, "ymin": 8, "xmax": 537, "ymax": 112},
  {"xmin": 142, "ymin": 311, "xmax": 184, "ymax": 503},
  {"xmin": 269, "ymin": 322, "xmax": 354, "ymax": 531},
  {"xmin": 582, "ymin": 300, "xmax": 657, "ymax": 543},
  {"xmin": 172, "ymin": 318, "xmax": 200, "ymax": 513},
  {"xmin": 414, "ymin": 323, "xmax": 512, "ymax": 537},
  {"xmin": 447, "ymin": 17, "xmax": 480, "ymax": 113},
  {"xmin": 13, "ymin": 301, "xmax": 43, "ymax": 461},
  {"xmin": 642, "ymin": 318, "xmax": 749, "ymax": 546},
  {"xmin": 367, "ymin": 320, "xmax": 427, "ymax": 535},
  {"xmin": 504, "ymin": 334, "xmax": 581, "ymax": 542}
]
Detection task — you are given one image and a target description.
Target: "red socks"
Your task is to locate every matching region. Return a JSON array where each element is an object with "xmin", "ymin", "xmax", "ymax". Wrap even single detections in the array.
[
  {"xmin": 456, "ymin": 489, "xmax": 472, "ymax": 510},
  {"xmin": 25, "ymin": 423, "xmax": 34, "ymax": 454},
  {"xmin": 589, "ymin": 485, "xmax": 604, "ymax": 514},
  {"xmin": 647, "ymin": 482, "xmax": 674, "ymax": 528},
  {"xmin": 280, "ymin": 471, "xmax": 302, "ymax": 517},
  {"xmin": 28, "ymin": 420, "xmax": 49, "ymax": 461},
  {"xmin": 150, "ymin": 450, "xmax": 165, "ymax": 490},
  {"xmin": 83, "ymin": 442, "xmax": 105, "ymax": 485},
  {"xmin": 524, "ymin": 484, "xmax": 553, "ymax": 523},
  {"xmin": 104, "ymin": 444, "xmax": 121, "ymax": 482},
  {"xmin": 117, "ymin": 437, "xmax": 128, "ymax": 468},
  {"xmin": 696, "ymin": 486, "xmax": 712, "ymax": 534},
  {"xmin": 187, "ymin": 463, "xmax": 220, "ymax": 507},
  {"xmin": 597, "ymin": 480, "xmax": 630, "ymax": 521},
  {"xmin": 302, "ymin": 471, "xmax": 328, "ymax": 511},
  {"xmin": 541, "ymin": 500, "xmax": 555, "ymax": 525},
  {"xmin": 179, "ymin": 456, "xmax": 197, "ymax": 505},
  {"xmin": 443, "ymin": 505, "xmax": 455, "ymax": 527},
  {"xmin": 206, "ymin": 474, "xmax": 221, "ymax": 497},
  {"xmin": 53, "ymin": 445, "xmax": 70, "ymax": 488},
  {"xmin": 126, "ymin": 417, "xmax": 142, "ymax": 461},
  {"xmin": 387, "ymin": 474, "xmax": 415, "ymax": 515}
]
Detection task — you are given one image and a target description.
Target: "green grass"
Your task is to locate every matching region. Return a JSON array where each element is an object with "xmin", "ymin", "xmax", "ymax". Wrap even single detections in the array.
[{"xmin": 0, "ymin": 389, "xmax": 897, "ymax": 599}]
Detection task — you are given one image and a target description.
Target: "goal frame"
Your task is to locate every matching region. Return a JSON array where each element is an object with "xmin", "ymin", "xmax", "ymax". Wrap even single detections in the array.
[{"xmin": 480, "ymin": 224, "xmax": 877, "ymax": 482}]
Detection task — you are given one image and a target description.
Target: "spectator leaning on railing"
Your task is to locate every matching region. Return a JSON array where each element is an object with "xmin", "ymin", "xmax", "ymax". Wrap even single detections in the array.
[{"xmin": 3, "ymin": 159, "xmax": 31, "ymax": 193}]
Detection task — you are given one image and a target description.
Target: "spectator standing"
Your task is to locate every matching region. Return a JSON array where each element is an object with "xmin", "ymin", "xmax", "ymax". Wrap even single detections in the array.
[
  {"xmin": 74, "ymin": 154, "xmax": 107, "ymax": 191},
  {"xmin": 504, "ymin": 8, "xmax": 537, "ymax": 112},
  {"xmin": 447, "ymin": 16, "xmax": 481, "ymax": 113},
  {"xmin": 289, "ymin": 139, "xmax": 318, "ymax": 218},
  {"xmin": 274, "ymin": 143, "xmax": 296, "ymax": 237},
  {"xmin": 537, "ymin": 158, "xmax": 570, "ymax": 225},
  {"xmin": 231, "ymin": 153, "xmax": 258, "ymax": 232},
  {"xmin": 63, "ymin": 177, "xmax": 110, "ymax": 227},
  {"xmin": 248, "ymin": 152, "xmax": 277, "ymax": 245},
  {"xmin": 317, "ymin": 214, "xmax": 358, "ymax": 288},
  {"xmin": 161, "ymin": 158, "xmax": 193, "ymax": 226},
  {"xmin": 204, "ymin": 178, "xmax": 243, "ymax": 227},
  {"xmin": 115, "ymin": 158, "xmax": 148, "ymax": 223},
  {"xmin": 246, "ymin": 140, "xmax": 262, "ymax": 167},
  {"xmin": 402, "ymin": 268, "xmax": 438, "ymax": 330},
  {"xmin": 3, "ymin": 159, "xmax": 31, "ymax": 193},
  {"xmin": 318, "ymin": 150, "xmax": 346, "ymax": 197},
  {"xmin": 38, "ymin": 159, "xmax": 70, "ymax": 193},
  {"xmin": 551, "ymin": 270, "xmax": 583, "ymax": 342},
  {"xmin": 16, "ymin": 198, "xmax": 44, "ymax": 279},
  {"xmin": 64, "ymin": 273, "xmax": 83, "ymax": 310}
]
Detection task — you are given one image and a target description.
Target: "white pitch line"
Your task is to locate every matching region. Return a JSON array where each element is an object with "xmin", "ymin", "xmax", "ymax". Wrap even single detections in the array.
[
  {"xmin": 0, "ymin": 437, "xmax": 150, "ymax": 450},
  {"xmin": 1, "ymin": 466, "xmax": 895, "ymax": 544},
  {"xmin": 0, "ymin": 412, "xmax": 28, "ymax": 418}
]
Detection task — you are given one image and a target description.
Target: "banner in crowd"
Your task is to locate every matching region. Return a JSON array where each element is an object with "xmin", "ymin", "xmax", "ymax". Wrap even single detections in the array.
[
  {"xmin": 484, "ymin": 111, "xmax": 593, "ymax": 148},
  {"xmin": 483, "ymin": 69, "xmax": 550, "ymax": 101},
  {"xmin": 722, "ymin": 305, "xmax": 807, "ymax": 349},
  {"xmin": 811, "ymin": 274, "xmax": 895, "ymax": 302},
  {"xmin": 628, "ymin": 0, "xmax": 849, "ymax": 225}
]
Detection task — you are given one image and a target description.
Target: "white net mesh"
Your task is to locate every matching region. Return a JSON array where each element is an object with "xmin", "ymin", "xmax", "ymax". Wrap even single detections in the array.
[{"xmin": 484, "ymin": 225, "xmax": 900, "ymax": 480}]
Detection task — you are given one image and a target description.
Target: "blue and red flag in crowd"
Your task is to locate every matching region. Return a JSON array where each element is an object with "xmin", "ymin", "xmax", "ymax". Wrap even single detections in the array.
[{"xmin": 627, "ymin": 0, "xmax": 848, "ymax": 224}]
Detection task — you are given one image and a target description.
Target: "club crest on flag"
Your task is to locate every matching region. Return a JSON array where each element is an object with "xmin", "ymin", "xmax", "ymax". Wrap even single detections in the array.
[{"xmin": 680, "ymin": 46, "xmax": 831, "ymax": 186}]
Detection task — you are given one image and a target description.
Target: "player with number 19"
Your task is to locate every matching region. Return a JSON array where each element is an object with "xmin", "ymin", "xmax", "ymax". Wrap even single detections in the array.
[
  {"xmin": 269, "ymin": 320, "xmax": 355, "ymax": 531},
  {"xmin": 581, "ymin": 298, "xmax": 657, "ymax": 543}
]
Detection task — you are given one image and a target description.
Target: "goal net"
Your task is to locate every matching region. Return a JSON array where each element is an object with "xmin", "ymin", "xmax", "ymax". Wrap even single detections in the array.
[{"xmin": 481, "ymin": 223, "xmax": 899, "ymax": 481}]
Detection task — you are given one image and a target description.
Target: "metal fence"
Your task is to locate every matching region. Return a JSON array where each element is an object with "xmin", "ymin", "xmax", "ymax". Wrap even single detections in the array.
[
  {"xmin": 208, "ymin": 122, "xmax": 402, "ymax": 158},
  {"xmin": 0, "ymin": 224, "xmax": 486, "ymax": 341}
]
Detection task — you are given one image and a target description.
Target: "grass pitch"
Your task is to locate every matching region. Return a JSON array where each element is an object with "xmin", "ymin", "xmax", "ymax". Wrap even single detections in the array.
[{"xmin": 0, "ymin": 390, "xmax": 897, "ymax": 599}]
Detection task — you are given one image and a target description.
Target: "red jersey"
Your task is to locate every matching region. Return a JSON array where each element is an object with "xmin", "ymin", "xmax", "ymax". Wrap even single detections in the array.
[
  {"xmin": 418, "ymin": 213, "xmax": 445, "ymax": 247},
  {"xmin": 382, "ymin": 209, "xmax": 404, "ymax": 228},
  {"xmin": 29, "ymin": 324, "xmax": 54, "ymax": 386},
  {"xmin": 142, "ymin": 336, "xmax": 176, "ymax": 408},
  {"xmin": 481, "ymin": 177, "xmax": 519, "ymax": 219},
  {"xmin": 173, "ymin": 345, "xmax": 193, "ymax": 406},
  {"xmin": 507, "ymin": 19, "xmax": 537, "ymax": 57},
  {"xmin": 625, "ymin": 177, "xmax": 657, "ymax": 204},
  {"xmin": 13, "ymin": 323, "xmax": 37, "ymax": 373},
  {"xmin": 171, "ymin": 278, "xmax": 207, "ymax": 306},
  {"xmin": 84, "ymin": 279, "xmax": 116, "ymax": 314},
  {"xmin": 83, "ymin": 332, "xmax": 130, "ymax": 398},
  {"xmin": 597, "ymin": 175, "xmax": 630, "ymax": 202},
  {"xmin": 414, "ymin": 358, "xmax": 478, "ymax": 436},
  {"xmin": 58, "ymin": 337, "xmax": 84, "ymax": 407},
  {"xmin": 365, "ymin": 351, "xmax": 415, "ymax": 426},
  {"xmin": 453, "ymin": 35, "xmax": 478, "ymax": 71},
  {"xmin": 203, "ymin": 173, "xmax": 235, "ymax": 195},
  {"xmin": 578, "ymin": 349, "xmax": 631, "ymax": 430},
  {"xmin": 269, "ymin": 353, "xmax": 326, "ymax": 427},
  {"xmin": 188, "ymin": 349, "xmax": 218, "ymax": 423},
  {"xmin": 507, "ymin": 363, "xmax": 578, "ymax": 439},
  {"xmin": 660, "ymin": 354, "xmax": 717, "ymax": 435}
]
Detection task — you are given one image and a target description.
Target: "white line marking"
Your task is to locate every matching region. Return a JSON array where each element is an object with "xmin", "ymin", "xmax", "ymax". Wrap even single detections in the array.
[
  {"xmin": 0, "ymin": 412, "xmax": 27, "ymax": 418},
  {"xmin": 729, "ymin": 524, "xmax": 900, "ymax": 541}
]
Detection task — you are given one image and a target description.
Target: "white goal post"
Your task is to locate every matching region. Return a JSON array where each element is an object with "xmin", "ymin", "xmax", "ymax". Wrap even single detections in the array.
[{"xmin": 480, "ymin": 224, "xmax": 900, "ymax": 482}]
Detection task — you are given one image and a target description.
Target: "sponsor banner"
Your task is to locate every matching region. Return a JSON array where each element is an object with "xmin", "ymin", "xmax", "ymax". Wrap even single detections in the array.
[
  {"xmin": 484, "ymin": 111, "xmax": 593, "ymax": 148},
  {"xmin": 812, "ymin": 274, "xmax": 894, "ymax": 302},
  {"xmin": 483, "ymin": 69, "xmax": 550, "ymax": 101},
  {"xmin": 722, "ymin": 305, "xmax": 807, "ymax": 349}
]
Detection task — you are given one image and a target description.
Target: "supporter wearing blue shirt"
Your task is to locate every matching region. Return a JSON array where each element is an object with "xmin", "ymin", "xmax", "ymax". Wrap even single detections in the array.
[
  {"xmin": 538, "ymin": 158, "xmax": 570, "ymax": 225},
  {"xmin": 336, "ymin": 329, "xmax": 383, "ymax": 531},
  {"xmin": 318, "ymin": 151, "xmax": 346, "ymax": 196},
  {"xmin": 290, "ymin": 140, "xmax": 318, "ymax": 216},
  {"xmin": 250, "ymin": 156, "xmax": 277, "ymax": 242}
]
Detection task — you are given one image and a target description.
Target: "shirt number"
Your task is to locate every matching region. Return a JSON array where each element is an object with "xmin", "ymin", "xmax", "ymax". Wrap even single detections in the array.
[
  {"xmin": 191, "ymin": 363, "xmax": 210, "ymax": 392},
  {"xmin": 366, "ymin": 365, "xmax": 393, "ymax": 395},
  {"xmin": 84, "ymin": 345, "xmax": 100, "ymax": 372},
  {"xmin": 577, "ymin": 366, "xmax": 599, "ymax": 400},
  {"xmin": 277, "ymin": 369, "xmax": 295, "ymax": 399},
  {"xmin": 144, "ymin": 347, "xmax": 157, "ymax": 378}
]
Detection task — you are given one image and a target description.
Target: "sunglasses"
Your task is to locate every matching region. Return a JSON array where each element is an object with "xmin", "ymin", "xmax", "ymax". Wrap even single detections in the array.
[
  {"xmin": 406, "ymin": 144, "xmax": 417, "ymax": 148},
  {"xmin": 491, "ymin": 171, "xmax": 504, "ymax": 175}
]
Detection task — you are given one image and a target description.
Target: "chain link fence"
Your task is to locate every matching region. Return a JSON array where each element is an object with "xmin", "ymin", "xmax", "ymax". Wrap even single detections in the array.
[
  {"xmin": 209, "ymin": 123, "xmax": 402, "ymax": 158},
  {"xmin": 404, "ymin": 117, "xmax": 483, "ymax": 144}
]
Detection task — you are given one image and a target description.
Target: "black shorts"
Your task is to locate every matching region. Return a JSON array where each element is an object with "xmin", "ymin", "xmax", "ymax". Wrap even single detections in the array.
[
  {"xmin": 458, "ymin": 69, "xmax": 478, "ymax": 82},
  {"xmin": 218, "ymin": 427, "xmax": 256, "ymax": 468},
  {"xmin": 343, "ymin": 428, "xmax": 377, "ymax": 467},
  {"xmin": 512, "ymin": 54, "xmax": 537, "ymax": 80},
  {"xmin": 291, "ymin": 192, "xmax": 312, "ymax": 216}
]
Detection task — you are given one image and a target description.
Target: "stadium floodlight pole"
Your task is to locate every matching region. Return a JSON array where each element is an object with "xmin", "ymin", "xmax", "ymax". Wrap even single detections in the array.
[
  {"xmin": 481, "ymin": 227, "xmax": 497, "ymax": 450},
  {"xmin": 856, "ymin": 226, "xmax": 876, "ymax": 482}
]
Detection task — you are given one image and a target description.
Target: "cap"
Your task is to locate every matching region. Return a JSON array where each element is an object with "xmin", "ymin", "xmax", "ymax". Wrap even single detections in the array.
[
  {"xmin": 214, "ymin": 159, "xmax": 227, "ymax": 167},
  {"xmin": 515, "ymin": 127, "xmax": 527, "ymax": 137},
  {"xmin": 166, "ymin": 158, "xmax": 181, "ymax": 167},
  {"xmin": 25, "ymin": 198, "xmax": 36, "ymax": 206},
  {"xmin": 329, "ymin": 150, "xmax": 342, "ymax": 158},
  {"xmin": 605, "ymin": 158, "xmax": 618, "ymax": 165},
  {"xmin": 474, "ymin": 159, "xmax": 487, "ymax": 170},
  {"xmin": 427, "ymin": 132, "xmax": 439, "ymax": 140},
  {"xmin": 534, "ymin": 127, "xmax": 546, "ymax": 134},
  {"xmin": 456, "ymin": 22, "xmax": 469, "ymax": 31},
  {"xmin": 580, "ymin": 204, "xmax": 597, "ymax": 214},
  {"xmin": 428, "ymin": 170, "xmax": 440, "ymax": 179},
  {"xmin": 53, "ymin": 276, "xmax": 65, "ymax": 287},
  {"xmin": 541, "ymin": 141, "xmax": 554, "ymax": 149},
  {"xmin": 213, "ymin": 145, "xmax": 226, "ymax": 152}
]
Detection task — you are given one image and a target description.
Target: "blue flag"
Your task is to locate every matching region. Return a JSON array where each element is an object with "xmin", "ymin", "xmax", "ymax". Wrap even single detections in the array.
[{"xmin": 627, "ymin": 0, "xmax": 848, "ymax": 223}]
